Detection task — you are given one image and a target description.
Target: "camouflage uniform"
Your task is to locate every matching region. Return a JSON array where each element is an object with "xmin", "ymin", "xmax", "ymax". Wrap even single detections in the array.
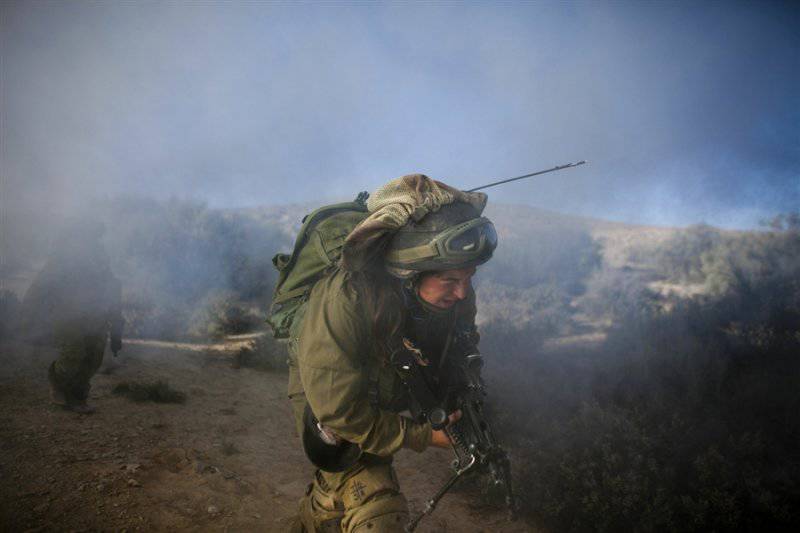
[
  {"xmin": 288, "ymin": 269, "xmax": 476, "ymax": 532},
  {"xmin": 21, "ymin": 223, "xmax": 123, "ymax": 409}
]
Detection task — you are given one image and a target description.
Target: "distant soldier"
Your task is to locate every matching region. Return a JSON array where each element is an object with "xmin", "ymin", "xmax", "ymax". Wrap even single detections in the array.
[{"xmin": 20, "ymin": 218, "xmax": 123, "ymax": 414}]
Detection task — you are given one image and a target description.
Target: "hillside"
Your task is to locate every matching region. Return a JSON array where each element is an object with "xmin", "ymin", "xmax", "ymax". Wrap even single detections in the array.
[
  {"xmin": 2, "ymin": 198, "xmax": 798, "ymax": 531},
  {"xmin": 0, "ymin": 337, "xmax": 529, "ymax": 532}
]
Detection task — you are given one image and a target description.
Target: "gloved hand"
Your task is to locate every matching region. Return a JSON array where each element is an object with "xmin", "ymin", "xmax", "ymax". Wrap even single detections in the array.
[{"xmin": 430, "ymin": 410, "xmax": 462, "ymax": 449}]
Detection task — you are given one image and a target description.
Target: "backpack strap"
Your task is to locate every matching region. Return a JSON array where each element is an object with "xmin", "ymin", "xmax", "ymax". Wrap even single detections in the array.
[{"xmin": 272, "ymin": 285, "xmax": 311, "ymax": 305}]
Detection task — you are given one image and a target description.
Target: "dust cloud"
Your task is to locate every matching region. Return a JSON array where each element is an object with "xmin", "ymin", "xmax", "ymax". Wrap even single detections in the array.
[{"xmin": 1, "ymin": 2, "xmax": 799, "ymax": 531}]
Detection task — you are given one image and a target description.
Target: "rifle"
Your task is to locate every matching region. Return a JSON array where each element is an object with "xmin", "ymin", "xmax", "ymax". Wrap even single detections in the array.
[{"xmin": 390, "ymin": 333, "xmax": 517, "ymax": 532}]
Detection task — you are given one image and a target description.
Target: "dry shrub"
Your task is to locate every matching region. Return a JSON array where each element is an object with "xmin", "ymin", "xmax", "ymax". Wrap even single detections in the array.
[
  {"xmin": 112, "ymin": 380, "xmax": 187, "ymax": 404},
  {"xmin": 232, "ymin": 335, "xmax": 287, "ymax": 372}
]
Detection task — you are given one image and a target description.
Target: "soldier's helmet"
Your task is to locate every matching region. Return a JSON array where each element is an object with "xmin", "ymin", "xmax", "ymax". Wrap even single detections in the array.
[{"xmin": 383, "ymin": 202, "xmax": 497, "ymax": 277}]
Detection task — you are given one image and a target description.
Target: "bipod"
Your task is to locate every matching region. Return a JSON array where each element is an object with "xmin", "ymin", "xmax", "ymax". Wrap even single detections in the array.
[{"xmin": 405, "ymin": 455, "xmax": 477, "ymax": 532}]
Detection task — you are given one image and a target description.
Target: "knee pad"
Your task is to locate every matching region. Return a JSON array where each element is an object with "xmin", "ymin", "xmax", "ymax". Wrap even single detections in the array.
[
  {"xmin": 341, "ymin": 467, "xmax": 409, "ymax": 533},
  {"xmin": 347, "ymin": 495, "xmax": 408, "ymax": 532},
  {"xmin": 299, "ymin": 479, "xmax": 345, "ymax": 533}
]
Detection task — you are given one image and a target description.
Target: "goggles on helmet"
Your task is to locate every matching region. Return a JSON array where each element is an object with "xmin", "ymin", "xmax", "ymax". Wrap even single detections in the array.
[{"xmin": 385, "ymin": 217, "xmax": 498, "ymax": 269}]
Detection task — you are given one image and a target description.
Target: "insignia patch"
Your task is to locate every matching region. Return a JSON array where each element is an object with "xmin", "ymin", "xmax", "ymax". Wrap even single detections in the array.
[{"xmin": 350, "ymin": 480, "xmax": 366, "ymax": 501}]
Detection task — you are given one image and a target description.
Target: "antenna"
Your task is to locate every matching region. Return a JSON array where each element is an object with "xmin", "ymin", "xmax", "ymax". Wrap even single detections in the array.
[{"xmin": 466, "ymin": 161, "xmax": 586, "ymax": 192}]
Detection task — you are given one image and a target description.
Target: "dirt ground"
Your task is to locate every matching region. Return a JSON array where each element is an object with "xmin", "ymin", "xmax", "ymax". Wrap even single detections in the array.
[{"xmin": 0, "ymin": 337, "xmax": 534, "ymax": 532}]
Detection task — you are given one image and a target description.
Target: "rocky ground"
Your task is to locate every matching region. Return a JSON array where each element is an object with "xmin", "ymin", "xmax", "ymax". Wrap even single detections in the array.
[{"xmin": 0, "ymin": 337, "xmax": 533, "ymax": 532}]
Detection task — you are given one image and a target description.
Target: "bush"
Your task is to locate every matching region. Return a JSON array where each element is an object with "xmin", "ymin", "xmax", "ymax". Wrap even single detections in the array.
[
  {"xmin": 581, "ymin": 265, "xmax": 662, "ymax": 322},
  {"xmin": 488, "ymin": 219, "xmax": 800, "ymax": 531},
  {"xmin": 112, "ymin": 380, "xmax": 187, "ymax": 404},
  {"xmin": 652, "ymin": 224, "xmax": 723, "ymax": 283},
  {"xmin": 121, "ymin": 290, "xmax": 193, "ymax": 340},
  {"xmin": 232, "ymin": 334, "xmax": 287, "ymax": 372},
  {"xmin": 476, "ymin": 281, "xmax": 575, "ymax": 343},
  {"xmin": 481, "ymin": 223, "xmax": 601, "ymax": 293},
  {"xmin": 188, "ymin": 290, "xmax": 264, "ymax": 339},
  {"xmin": 99, "ymin": 196, "xmax": 287, "ymax": 339}
]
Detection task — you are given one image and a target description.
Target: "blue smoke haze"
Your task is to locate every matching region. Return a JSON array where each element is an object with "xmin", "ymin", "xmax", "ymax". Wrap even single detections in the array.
[{"xmin": 2, "ymin": 1, "xmax": 798, "ymax": 228}]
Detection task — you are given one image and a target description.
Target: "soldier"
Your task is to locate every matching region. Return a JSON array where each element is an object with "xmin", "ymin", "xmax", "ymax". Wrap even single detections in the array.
[
  {"xmin": 288, "ymin": 175, "xmax": 497, "ymax": 532},
  {"xmin": 20, "ymin": 218, "xmax": 123, "ymax": 414}
]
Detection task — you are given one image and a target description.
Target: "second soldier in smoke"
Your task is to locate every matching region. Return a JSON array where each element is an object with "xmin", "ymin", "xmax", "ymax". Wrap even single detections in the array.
[{"xmin": 20, "ymin": 218, "xmax": 124, "ymax": 414}]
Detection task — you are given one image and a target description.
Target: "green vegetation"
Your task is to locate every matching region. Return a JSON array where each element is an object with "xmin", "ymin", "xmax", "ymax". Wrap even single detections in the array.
[
  {"xmin": 232, "ymin": 335, "xmax": 287, "ymax": 372},
  {"xmin": 92, "ymin": 200, "xmax": 800, "ymax": 529},
  {"xmin": 484, "ymin": 216, "xmax": 800, "ymax": 531},
  {"xmin": 98, "ymin": 197, "xmax": 287, "ymax": 340},
  {"xmin": 8, "ymin": 196, "xmax": 798, "ymax": 530},
  {"xmin": 112, "ymin": 380, "xmax": 187, "ymax": 404},
  {"xmin": 476, "ymin": 213, "xmax": 602, "ymax": 347}
]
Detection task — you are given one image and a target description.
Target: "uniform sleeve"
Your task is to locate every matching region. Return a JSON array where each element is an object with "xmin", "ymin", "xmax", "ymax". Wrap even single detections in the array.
[{"xmin": 297, "ymin": 272, "xmax": 430, "ymax": 456}]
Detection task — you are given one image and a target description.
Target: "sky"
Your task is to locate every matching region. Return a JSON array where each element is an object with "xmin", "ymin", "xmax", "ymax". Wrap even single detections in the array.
[{"xmin": 2, "ymin": 1, "xmax": 798, "ymax": 229}]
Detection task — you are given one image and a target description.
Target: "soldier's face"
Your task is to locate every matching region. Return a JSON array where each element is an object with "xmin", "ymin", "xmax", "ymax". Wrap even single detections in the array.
[{"xmin": 417, "ymin": 267, "xmax": 476, "ymax": 309}]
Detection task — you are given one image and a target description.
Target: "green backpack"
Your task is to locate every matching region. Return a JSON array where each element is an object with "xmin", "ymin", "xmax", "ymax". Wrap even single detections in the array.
[{"xmin": 266, "ymin": 192, "xmax": 369, "ymax": 340}]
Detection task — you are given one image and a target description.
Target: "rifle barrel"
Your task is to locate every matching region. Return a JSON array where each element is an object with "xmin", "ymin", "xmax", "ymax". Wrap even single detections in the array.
[{"xmin": 466, "ymin": 160, "xmax": 586, "ymax": 193}]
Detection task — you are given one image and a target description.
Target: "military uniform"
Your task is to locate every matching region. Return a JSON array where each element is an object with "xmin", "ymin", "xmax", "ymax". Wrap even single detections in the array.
[
  {"xmin": 48, "ymin": 276, "xmax": 122, "ymax": 406},
  {"xmin": 288, "ymin": 269, "xmax": 476, "ymax": 532},
  {"xmin": 278, "ymin": 174, "xmax": 495, "ymax": 531},
  {"xmin": 21, "ymin": 231, "xmax": 123, "ymax": 410}
]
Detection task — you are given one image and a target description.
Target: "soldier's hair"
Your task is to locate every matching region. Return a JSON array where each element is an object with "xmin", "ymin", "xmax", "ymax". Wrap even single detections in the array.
[{"xmin": 348, "ymin": 260, "xmax": 405, "ymax": 361}]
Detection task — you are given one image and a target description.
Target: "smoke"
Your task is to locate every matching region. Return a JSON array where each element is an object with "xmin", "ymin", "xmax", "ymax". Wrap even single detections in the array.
[
  {"xmin": 476, "ymin": 216, "xmax": 800, "ymax": 530},
  {"xmin": 2, "ymin": 1, "xmax": 798, "ymax": 233},
  {"xmin": 1, "ymin": 0, "xmax": 798, "ymax": 334},
  {"xmin": 1, "ymin": 3, "xmax": 798, "ymax": 524}
]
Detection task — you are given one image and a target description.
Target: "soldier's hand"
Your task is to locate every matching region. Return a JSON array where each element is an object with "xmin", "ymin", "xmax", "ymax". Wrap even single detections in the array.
[{"xmin": 430, "ymin": 410, "xmax": 462, "ymax": 448}]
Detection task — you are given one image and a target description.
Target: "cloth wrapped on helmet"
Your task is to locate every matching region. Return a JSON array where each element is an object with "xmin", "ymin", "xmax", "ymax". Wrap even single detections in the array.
[{"xmin": 341, "ymin": 174, "xmax": 487, "ymax": 272}]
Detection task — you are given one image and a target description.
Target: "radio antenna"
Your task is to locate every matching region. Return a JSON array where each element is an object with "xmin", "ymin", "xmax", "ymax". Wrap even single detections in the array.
[{"xmin": 467, "ymin": 161, "xmax": 586, "ymax": 192}]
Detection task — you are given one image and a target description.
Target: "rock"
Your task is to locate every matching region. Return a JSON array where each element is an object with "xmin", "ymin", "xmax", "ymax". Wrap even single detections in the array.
[
  {"xmin": 127, "ymin": 478, "xmax": 141, "ymax": 487},
  {"xmin": 207, "ymin": 505, "xmax": 219, "ymax": 515},
  {"xmin": 96, "ymin": 483, "xmax": 106, "ymax": 492},
  {"xmin": 253, "ymin": 513, "xmax": 262, "ymax": 519}
]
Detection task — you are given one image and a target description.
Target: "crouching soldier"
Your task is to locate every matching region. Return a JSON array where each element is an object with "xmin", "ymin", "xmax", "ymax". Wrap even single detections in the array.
[{"xmin": 282, "ymin": 174, "xmax": 497, "ymax": 532}]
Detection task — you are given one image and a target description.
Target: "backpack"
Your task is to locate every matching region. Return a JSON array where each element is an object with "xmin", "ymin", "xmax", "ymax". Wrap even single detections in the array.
[{"xmin": 266, "ymin": 192, "xmax": 370, "ymax": 340}]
